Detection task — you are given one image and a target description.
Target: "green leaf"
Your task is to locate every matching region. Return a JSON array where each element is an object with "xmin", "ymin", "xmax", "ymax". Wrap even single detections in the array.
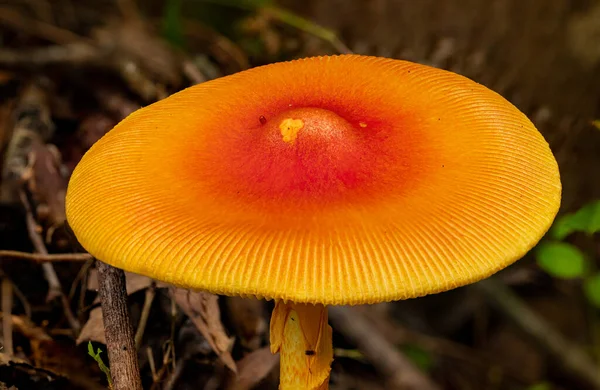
[
  {"xmin": 535, "ymin": 242, "xmax": 587, "ymax": 279},
  {"xmin": 551, "ymin": 200, "xmax": 600, "ymax": 240},
  {"xmin": 584, "ymin": 273, "xmax": 600, "ymax": 308},
  {"xmin": 162, "ymin": 0, "xmax": 185, "ymax": 48},
  {"xmin": 402, "ymin": 344, "xmax": 433, "ymax": 372},
  {"xmin": 194, "ymin": 0, "xmax": 273, "ymax": 10},
  {"xmin": 526, "ymin": 383, "xmax": 552, "ymax": 390},
  {"xmin": 333, "ymin": 348, "xmax": 365, "ymax": 361},
  {"xmin": 87, "ymin": 342, "xmax": 112, "ymax": 386}
]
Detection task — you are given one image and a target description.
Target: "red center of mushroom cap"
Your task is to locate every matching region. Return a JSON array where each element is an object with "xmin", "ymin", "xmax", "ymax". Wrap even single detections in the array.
[
  {"xmin": 193, "ymin": 104, "xmax": 424, "ymax": 214},
  {"xmin": 241, "ymin": 107, "xmax": 364, "ymax": 203},
  {"xmin": 272, "ymin": 107, "xmax": 353, "ymax": 144}
]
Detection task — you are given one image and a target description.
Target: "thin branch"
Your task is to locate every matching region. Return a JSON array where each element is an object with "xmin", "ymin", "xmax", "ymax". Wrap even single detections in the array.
[
  {"xmin": 477, "ymin": 278, "xmax": 600, "ymax": 389},
  {"xmin": 147, "ymin": 346, "xmax": 157, "ymax": 383},
  {"xmin": 329, "ymin": 306, "xmax": 442, "ymax": 390},
  {"xmin": 22, "ymin": 192, "xmax": 61, "ymax": 296},
  {"xmin": 0, "ymin": 250, "xmax": 92, "ymax": 262},
  {"xmin": 135, "ymin": 284, "xmax": 156, "ymax": 350},
  {"xmin": 0, "ymin": 44, "xmax": 100, "ymax": 67},
  {"xmin": 0, "ymin": 6, "xmax": 90, "ymax": 45},
  {"xmin": 96, "ymin": 260, "xmax": 143, "ymax": 390},
  {"xmin": 181, "ymin": 60, "xmax": 207, "ymax": 85},
  {"xmin": 265, "ymin": 6, "xmax": 352, "ymax": 54},
  {"xmin": 21, "ymin": 191, "xmax": 81, "ymax": 335},
  {"xmin": 10, "ymin": 281, "xmax": 31, "ymax": 320},
  {"xmin": 1, "ymin": 279, "xmax": 14, "ymax": 356}
]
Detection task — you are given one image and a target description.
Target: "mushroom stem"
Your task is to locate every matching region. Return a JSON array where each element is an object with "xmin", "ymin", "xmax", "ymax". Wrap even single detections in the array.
[
  {"xmin": 270, "ymin": 301, "xmax": 333, "ymax": 389},
  {"xmin": 96, "ymin": 260, "xmax": 143, "ymax": 390}
]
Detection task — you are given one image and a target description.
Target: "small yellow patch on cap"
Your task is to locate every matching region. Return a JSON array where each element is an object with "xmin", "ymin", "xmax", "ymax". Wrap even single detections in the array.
[{"xmin": 279, "ymin": 118, "xmax": 304, "ymax": 143}]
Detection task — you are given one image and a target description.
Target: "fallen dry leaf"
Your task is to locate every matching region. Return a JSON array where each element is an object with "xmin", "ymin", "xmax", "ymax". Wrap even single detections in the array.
[
  {"xmin": 170, "ymin": 288, "xmax": 236, "ymax": 373},
  {"xmin": 225, "ymin": 296, "xmax": 267, "ymax": 351},
  {"xmin": 77, "ymin": 114, "xmax": 117, "ymax": 151},
  {"xmin": 30, "ymin": 143, "xmax": 67, "ymax": 228},
  {"xmin": 229, "ymin": 347, "xmax": 279, "ymax": 390},
  {"xmin": 88, "ymin": 269, "xmax": 153, "ymax": 302},
  {"xmin": 0, "ymin": 352, "xmax": 70, "ymax": 389},
  {"xmin": 81, "ymin": 269, "xmax": 154, "ymax": 344},
  {"xmin": 76, "ymin": 306, "xmax": 105, "ymax": 345},
  {"xmin": 0, "ymin": 82, "xmax": 53, "ymax": 204},
  {"xmin": 93, "ymin": 20, "xmax": 182, "ymax": 87},
  {"xmin": 33, "ymin": 339, "xmax": 107, "ymax": 390},
  {"xmin": 10, "ymin": 315, "xmax": 52, "ymax": 343}
]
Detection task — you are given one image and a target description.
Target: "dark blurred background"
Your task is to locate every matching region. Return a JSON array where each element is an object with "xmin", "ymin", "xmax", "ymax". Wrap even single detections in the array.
[{"xmin": 0, "ymin": 1, "xmax": 599, "ymax": 389}]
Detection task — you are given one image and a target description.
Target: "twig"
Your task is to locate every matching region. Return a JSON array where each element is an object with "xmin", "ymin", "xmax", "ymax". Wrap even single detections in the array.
[
  {"xmin": 0, "ymin": 44, "xmax": 101, "ymax": 67},
  {"xmin": 161, "ymin": 353, "xmax": 185, "ymax": 390},
  {"xmin": 10, "ymin": 314, "xmax": 52, "ymax": 342},
  {"xmin": 264, "ymin": 6, "xmax": 352, "ymax": 54},
  {"xmin": 0, "ymin": 6, "xmax": 90, "ymax": 45},
  {"xmin": 112, "ymin": 58, "xmax": 168, "ymax": 101},
  {"xmin": 68, "ymin": 258, "xmax": 94, "ymax": 302},
  {"xmin": 170, "ymin": 297, "xmax": 177, "ymax": 370},
  {"xmin": 134, "ymin": 284, "xmax": 156, "ymax": 350},
  {"xmin": 181, "ymin": 59, "xmax": 207, "ymax": 85},
  {"xmin": 147, "ymin": 346, "xmax": 157, "ymax": 382},
  {"xmin": 10, "ymin": 281, "xmax": 31, "ymax": 320},
  {"xmin": 180, "ymin": 19, "xmax": 250, "ymax": 71},
  {"xmin": 73, "ymin": 259, "xmax": 95, "ymax": 324},
  {"xmin": 329, "ymin": 306, "xmax": 442, "ymax": 390},
  {"xmin": 0, "ymin": 10, "xmax": 174, "ymax": 101},
  {"xmin": 96, "ymin": 260, "xmax": 143, "ymax": 390},
  {"xmin": 21, "ymin": 191, "xmax": 81, "ymax": 335},
  {"xmin": 1, "ymin": 279, "xmax": 13, "ymax": 356},
  {"xmin": 0, "ymin": 45, "xmax": 167, "ymax": 103},
  {"xmin": 477, "ymin": 278, "xmax": 600, "ymax": 389},
  {"xmin": 0, "ymin": 250, "xmax": 92, "ymax": 262},
  {"xmin": 354, "ymin": 305, "xmax": 534, "ymax": 384},
  {"xmin": 196, "ymin": 0, "xmax": 351, "ymax": 54},
  {"xmin": 152, "ymin": 300, "xmax": 179, "ymax": 390},
  {"xmin": 150, "ymin": 341, "xmax": 175, "ymax": 390},
  {"xmin": 21, "ymin": 193, "xmax": 59, "ymax": 297}
]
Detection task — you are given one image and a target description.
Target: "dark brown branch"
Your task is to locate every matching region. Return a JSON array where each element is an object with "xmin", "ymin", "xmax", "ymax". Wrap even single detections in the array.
[
  {"xmin": 96, "ymin": 260, "xmax": 142, "ymax": 390},
  {"xmin": 329, "ymin": 306, "xmax": 442, "ymax": 390}
]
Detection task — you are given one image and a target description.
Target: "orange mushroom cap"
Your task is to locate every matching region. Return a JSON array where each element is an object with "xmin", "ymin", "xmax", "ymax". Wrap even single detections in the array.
[{"xmin": 66, "ymin": 55, "xmax": 561, "ymax": 305}]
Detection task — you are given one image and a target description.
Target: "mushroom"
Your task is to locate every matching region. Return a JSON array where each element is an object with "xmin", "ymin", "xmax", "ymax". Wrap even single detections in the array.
[{"xmin": 66, "ymin": 55, "xmax": 561, "ymax": 389}]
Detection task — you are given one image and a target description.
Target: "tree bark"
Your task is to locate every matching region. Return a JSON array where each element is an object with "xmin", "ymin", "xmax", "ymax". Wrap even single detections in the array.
[{"xmin": 97, "ymin": 260, "xmax": 143, "ymax": 390}]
